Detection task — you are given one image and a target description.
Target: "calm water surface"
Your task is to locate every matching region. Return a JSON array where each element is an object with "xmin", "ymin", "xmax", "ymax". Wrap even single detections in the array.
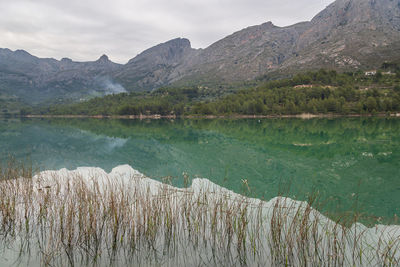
[{"xmin": 0, "ymin": 118, "xmax": 399, "ymax": 222}]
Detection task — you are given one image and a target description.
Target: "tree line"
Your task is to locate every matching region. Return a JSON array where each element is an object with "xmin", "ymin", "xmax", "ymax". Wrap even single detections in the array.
[{"xmin": 24, "ymin": 68, "xmax": 400, "ymax": 116}]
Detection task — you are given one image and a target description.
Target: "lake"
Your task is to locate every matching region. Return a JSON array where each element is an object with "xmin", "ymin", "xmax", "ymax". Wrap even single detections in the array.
[{"xmin": 1, "ymin": 117, "xmax": 399, "ymax": 223}]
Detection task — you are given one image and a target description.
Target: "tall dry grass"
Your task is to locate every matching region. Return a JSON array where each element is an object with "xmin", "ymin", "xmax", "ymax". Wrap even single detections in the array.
[{"xmin": 0, "ymin": 162, "xmax": 398, "ymax": 266}]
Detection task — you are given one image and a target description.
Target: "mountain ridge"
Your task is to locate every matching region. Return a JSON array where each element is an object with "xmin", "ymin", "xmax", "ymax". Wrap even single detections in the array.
[{"xmin": 1, "ymin": 0, "xmax": 400, "ymax": 105}]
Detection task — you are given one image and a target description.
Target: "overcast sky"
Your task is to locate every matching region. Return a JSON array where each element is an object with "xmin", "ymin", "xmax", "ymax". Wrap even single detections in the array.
[{"xmin": 0, "ymin": 0, "xmax": 335, "ymax": 64}]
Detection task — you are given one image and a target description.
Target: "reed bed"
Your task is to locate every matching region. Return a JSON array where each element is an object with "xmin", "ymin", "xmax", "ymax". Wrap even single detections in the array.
[{"xmin": 0, "ymin": 164, "xmax": 398, "ymax": 266}]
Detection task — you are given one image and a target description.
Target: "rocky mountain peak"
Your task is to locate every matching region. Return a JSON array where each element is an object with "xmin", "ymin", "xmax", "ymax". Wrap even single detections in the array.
[
  {"xmin": 115, "ymin": 38, "xmax": 197, "ymax": 91},
  {"xmin": 164, "ymin": 38, "xmax": 192, "ymax": 49},
  {"xmin": 61, "ymin": 57, "xmax": 72, "ymax": 63},
  {"xmin": 295, "ymin": 0, "xmax": 400, "ymax": 51},
  {"xmin": 11, "ymin": 49, "xmax": 37, "ymax": 62},
  {"xmin": 97, "ymin": 54, "xmax": 110, "ymax": 63},
  {"xmin": 260, "ymin": 21, "xmax": 276, "ymax": 28},
  {"xmin": 311, "ymin": 0, "xmax": 400, "ymax": 25},
  {"xmin": 14, "ymin": 49, "xmax": 31, "ymax": 55},
  {"xmin": 127, "ymin": 38, "xmax": 194, "ymax": 66}
]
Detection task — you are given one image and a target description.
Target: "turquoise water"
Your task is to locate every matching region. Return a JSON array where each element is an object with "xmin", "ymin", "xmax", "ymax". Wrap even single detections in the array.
[{"xmin": 0, "ymin": 118, "xmax": 399, "ymax": 222}]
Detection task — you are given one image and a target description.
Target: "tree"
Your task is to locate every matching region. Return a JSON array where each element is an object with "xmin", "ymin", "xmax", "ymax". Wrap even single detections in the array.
[
  {"xmin": 365, "ymin": 97, "xmax": 378, "ymax": 112},
  {"xmin": 374, "ymin": 71, "xmax": 383, "ymax": 82}
]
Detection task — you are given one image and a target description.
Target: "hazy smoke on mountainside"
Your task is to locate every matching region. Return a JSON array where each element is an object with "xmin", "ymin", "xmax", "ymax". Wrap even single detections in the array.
[{"xmin": 96, "ymin": 77, "xmax": 127, "ymax": 95}]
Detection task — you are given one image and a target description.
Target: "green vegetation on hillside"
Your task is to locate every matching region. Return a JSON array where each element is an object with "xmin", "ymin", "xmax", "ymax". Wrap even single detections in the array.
[
  {"xmin": 193, "ymin": 69, "xmax": 400, "ymax": 115},
  {"xmin": 25, "ymin": 68, "xmax": 400, "ymax": 116},
  {"xmin": 0, "ymin": 93, "xmax": 26, "ymax": 116}
]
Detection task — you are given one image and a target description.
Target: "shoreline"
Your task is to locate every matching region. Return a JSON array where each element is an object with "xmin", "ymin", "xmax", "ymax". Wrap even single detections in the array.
[{"xmin": 18, "ymin": 112, "xmax": 400, "ymax": 120}]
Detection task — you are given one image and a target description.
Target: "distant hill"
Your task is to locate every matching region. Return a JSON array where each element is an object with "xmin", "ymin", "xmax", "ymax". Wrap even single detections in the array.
[
  {"xmin": 0, "ymin": 49, "xmax": 122, "ymax": 105},
  {"xmin": 1, "ymin": 0, "xmax": 400, "ymax": 106}
]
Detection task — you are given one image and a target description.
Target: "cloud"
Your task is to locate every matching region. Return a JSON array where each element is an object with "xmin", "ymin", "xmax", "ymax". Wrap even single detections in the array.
[{"xmin": 0, "ymin": 0, "xmax": 335, "ymax": 64}]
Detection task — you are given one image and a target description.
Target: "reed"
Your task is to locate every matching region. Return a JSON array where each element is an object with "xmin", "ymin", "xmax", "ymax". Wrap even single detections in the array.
[{"xmin": 0, "ymin": 163, "xmax": 398, "ymax": 266}]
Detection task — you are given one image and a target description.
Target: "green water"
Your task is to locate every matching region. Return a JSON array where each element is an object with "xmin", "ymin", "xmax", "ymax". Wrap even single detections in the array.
[{"xmin": 0, "ymin": 118, "xmax": 399, "ymax": 222}]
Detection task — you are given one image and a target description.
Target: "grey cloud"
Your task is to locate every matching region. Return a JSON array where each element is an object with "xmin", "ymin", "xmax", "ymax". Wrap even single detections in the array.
[{"xmin": 0, "ymin": 0, "xmax": 334, "ymax": 63}]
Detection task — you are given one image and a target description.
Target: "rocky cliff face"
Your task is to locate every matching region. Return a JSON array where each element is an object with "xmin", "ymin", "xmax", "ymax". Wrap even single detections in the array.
[
  {"xmin": 281, "ymin": 0, "xmax": 400, "ymax": 71},
  {"xmin": 1, "ymin": 0, "xmax": 400, "ymax": 105},
  {"xmin": 184, "ymin": 0, "xmax": 400, "ymax": 81},
  {"xmin": 114, "ymin": 38, "xmax": 198, "ymax": 91},
  {"xmin": 179, "ymin": 21, "xmax": 311, "ymax": 83}
]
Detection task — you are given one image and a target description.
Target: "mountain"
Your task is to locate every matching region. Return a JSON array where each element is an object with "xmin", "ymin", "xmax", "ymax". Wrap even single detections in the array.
[
  {"xmin": 114, "ymin": 38, "xmax": 198, "ymax": 92},
  {"xmin": 178, "ymin": 0, "xmax": 400, "ymax": 82},
  {"xmin": 1, "ymin": 0, "xmax": 400, "ymax": 106},
  {"xmin": 177, "ymin": 21, "xmax": 311, "ymax": 84},
  {"xmin": 0, "ymin": 49, "xmax": 122, "ymax": 104},
  {"xmin": 281, "ymin": 0, "xmax": 400, "ymax": 72}
]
